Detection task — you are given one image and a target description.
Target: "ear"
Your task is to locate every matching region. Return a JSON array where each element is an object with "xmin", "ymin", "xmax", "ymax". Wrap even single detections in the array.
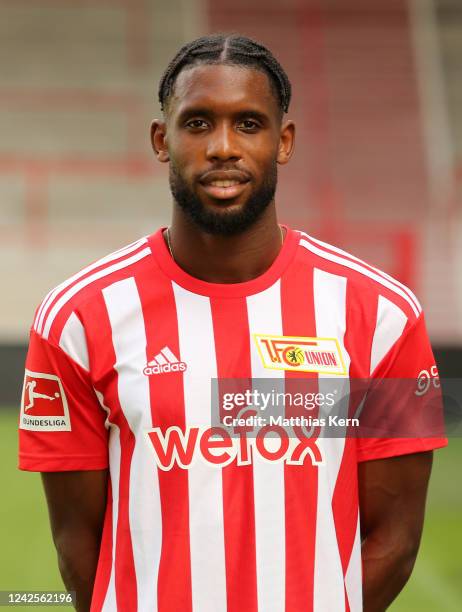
[
  {"xmin": 150, "ymin": 119, "xmax": 169, "ymax": 163},
  {"xmin": 277, "ymin": 120, "xmax": 295, "ymax": 165}
]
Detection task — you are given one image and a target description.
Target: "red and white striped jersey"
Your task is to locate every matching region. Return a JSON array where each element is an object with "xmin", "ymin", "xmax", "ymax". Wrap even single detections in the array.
[{"xmin": 19, "ymin": 226, "xmax": 446, "ymax": 612}]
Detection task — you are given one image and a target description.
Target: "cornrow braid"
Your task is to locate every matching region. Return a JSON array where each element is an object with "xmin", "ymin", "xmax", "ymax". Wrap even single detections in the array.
[{"xmin": 158, "ymin": 33, "xmax": 291, "ymax": 114}]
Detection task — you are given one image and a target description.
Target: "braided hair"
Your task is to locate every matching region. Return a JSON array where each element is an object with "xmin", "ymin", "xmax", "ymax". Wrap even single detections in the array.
[{"xmin": 158, "ymin": 33, "xmax": 291, "ymax": 115}]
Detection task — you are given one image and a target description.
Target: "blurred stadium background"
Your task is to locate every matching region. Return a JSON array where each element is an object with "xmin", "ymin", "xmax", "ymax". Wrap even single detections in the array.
[{"xmin": 0, "ymin": 0, "xmax": 460, "ymax": 610}]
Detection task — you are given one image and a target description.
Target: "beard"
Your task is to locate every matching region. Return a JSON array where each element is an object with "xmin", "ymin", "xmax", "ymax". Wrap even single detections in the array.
[{"xmin": 169, "ymin": 161, "xmax": 277, "ymax": 236}]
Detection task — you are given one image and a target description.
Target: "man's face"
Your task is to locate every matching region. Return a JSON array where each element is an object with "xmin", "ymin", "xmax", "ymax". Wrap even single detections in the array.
[{"xmin": 155, "ymin": 64, "xmax": 290, "ymax": 235}]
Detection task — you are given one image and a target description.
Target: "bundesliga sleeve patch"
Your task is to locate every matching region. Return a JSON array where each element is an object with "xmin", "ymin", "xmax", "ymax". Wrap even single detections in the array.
[
  {"xmin": 20, "ymin": 370, "xmax": 71, "ymax": 431},
  {"xmin": 253, "ymin": 334, "xmax": 347, "ymax": 375}
]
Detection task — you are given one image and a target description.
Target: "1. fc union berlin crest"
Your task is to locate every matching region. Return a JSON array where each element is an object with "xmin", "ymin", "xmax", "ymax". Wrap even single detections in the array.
[{"xmin": 253, "ymin": 334, "xmax": 347, "ymax": 375}]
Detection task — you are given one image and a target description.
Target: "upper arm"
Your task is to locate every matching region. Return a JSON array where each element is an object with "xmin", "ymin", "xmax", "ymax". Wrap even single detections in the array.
[
  {"xmin": 41, "ymin": 470, "xmax": 108, "ymax": 612},
  {"xmin": 41, "ymin": 470, "xmax": 108, "ymax": 546},
  {"xmin": 358, "ymin": 451, "xmax": 433, "ymax": 546}
]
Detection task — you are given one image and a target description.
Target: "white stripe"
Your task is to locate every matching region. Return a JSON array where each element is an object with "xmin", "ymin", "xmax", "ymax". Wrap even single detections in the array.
[
  {"xmin": 101, "ymin": 423, "xmax": 121, "ymax": 612},
  {"xmin": 301, "ymin": 231, "xmax": 422, "ymax": 314},
  {"xmin": 370, "ymin": 295, "xmax": 408, "ymax": 374},
  {"xmin": 58, "ymin": 312, "xmax": 90, "ymax": 371},
  {"xmin": 313, "ymin": 268, "xmax": 350, "ymax": 612},
  {"xmin": 300, "ymin": 237, "xmax": 421, "ymax": 318},
  {"xmin": 34, "ymin": 237, "xmax": 147, "ymax": 334},
  {"xmin": 172, "ymin": 283, "xmax": 227, "ymax": 612},
  {"xmin": 247, "ymin": 281, "xmax": 286, "ymax": 612},
  {"xmin": 42, "ymin": 247, "xmax": 150, "ymax": 340},
  {"xmin": 345, "ymin": 513, "xmax": 362, "ymax": 612},
  {"xmin": 103, "ymin": 278, "xmax": 162, "ymax": 611}
]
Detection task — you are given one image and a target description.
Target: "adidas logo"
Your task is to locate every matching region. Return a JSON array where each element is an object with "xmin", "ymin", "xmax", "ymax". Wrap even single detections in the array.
[{"xmin": 143, "ymin": 346, "xmax": 187, "ymax": 376}]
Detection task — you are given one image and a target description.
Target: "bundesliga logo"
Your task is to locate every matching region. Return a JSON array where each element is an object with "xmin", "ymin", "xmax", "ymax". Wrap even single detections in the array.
[
  {"xmin": 20, "ymin": 370, "xmax": 71, "ymax": 431},
  {"xmin": 253, "ymin": 334, "xmax": 346, "ymax": 375},
  {"xmin": 143, "ymin": 346, "xmax": 187, "ymax": 376}
]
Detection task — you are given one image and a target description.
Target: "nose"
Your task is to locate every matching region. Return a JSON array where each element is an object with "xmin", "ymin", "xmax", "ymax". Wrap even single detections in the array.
[{"xmin": 206, "ymin": 123, "xmax": 241, "ymax": 162}]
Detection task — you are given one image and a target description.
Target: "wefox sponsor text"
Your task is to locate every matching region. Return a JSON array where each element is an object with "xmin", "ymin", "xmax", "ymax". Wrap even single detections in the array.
[{"xmin": 145, "ymin": 424, "xmax": 324, "ymax": 470}]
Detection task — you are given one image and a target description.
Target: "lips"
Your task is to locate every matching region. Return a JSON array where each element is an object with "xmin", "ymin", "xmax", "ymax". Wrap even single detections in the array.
[{"xmin": 199, "ymin": 170, "xmax": 250, "ymax": 201}]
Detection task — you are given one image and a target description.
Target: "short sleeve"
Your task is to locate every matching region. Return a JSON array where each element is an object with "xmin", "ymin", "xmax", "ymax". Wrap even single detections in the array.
[
  {"xmin": 19, "ymin": 329, "xmax": 109, "ymax": 471},
  {"xmin": 356, "ymin": 313, "xmax": 448, "ymax": 462}
]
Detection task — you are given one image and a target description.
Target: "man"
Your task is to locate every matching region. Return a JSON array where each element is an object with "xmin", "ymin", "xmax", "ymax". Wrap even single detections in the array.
[{"xmin": 19, "ymin": 34, "xmax": 446, "ymax": 611}]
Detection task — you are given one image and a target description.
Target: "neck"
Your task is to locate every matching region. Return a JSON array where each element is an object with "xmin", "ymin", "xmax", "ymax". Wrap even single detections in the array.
[{"xmin": 166, "ymin": 204, "xmax": 284, "ymax": 283}]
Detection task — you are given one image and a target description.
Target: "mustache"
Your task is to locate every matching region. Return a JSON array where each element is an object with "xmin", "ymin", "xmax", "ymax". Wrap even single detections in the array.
[{"xmin": 198, "ymin": 167, "xmax": 252, "ymax": 185}]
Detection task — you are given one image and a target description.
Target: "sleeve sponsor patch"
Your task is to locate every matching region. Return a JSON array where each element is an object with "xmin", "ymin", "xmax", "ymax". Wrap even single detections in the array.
[{"xmin": 20, "ymin": 370, "xmax": 71, "ymax": 431}]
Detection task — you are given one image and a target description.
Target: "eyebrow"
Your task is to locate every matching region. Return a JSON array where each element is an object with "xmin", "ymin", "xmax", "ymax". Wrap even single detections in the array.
[
  {"xmin": 176, "ymin": 106, "xmax": 270, "ymax": 123},
  {"xmin": 234, "ymin": 110, "xmax": 269, "ymax": 123}
]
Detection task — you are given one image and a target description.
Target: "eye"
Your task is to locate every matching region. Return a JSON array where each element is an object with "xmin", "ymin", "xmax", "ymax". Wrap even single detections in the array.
[
  {"xmin": 238, "ymin": 119, "xmax": 260, "ymax": 132},
  {"xmin": 185, "ymin": 119, "xmax": 208, "ymax": 130}
]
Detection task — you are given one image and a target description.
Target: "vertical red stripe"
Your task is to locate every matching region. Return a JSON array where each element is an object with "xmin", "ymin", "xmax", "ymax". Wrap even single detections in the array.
[
  {"xmin": 114, "ymin": 431, "xmax": 137, "ymax": 611},
  {"xmin": 90, "ymin": 482, "xmax": 113, "ymax": 612},
  {"xmin": 211, "ymin": 297, "xmax": 258, "ymax": 612},
  {"xmin": 331, "ymin": 284, "xmax": 378, "ymax": 609},
  {"xmin": 136, "ymin": 270, "xmax": 192, "ymax": 612},
  {"xmin": 331, "ymin": 437, "xmax": 356, "ymax": 612},
  {"xmin": 92, "ymin": 293, "xmax": 138, "ymax": 611},
  {"xmin": 281, "ymin": 256, "xmax": 318, "ymax": 612}
]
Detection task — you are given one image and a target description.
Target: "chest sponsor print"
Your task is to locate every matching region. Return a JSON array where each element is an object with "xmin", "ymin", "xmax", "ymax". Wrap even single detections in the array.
[{"xmin": 145, "ymin": 425, "xmax": 324, "ymax": 470}]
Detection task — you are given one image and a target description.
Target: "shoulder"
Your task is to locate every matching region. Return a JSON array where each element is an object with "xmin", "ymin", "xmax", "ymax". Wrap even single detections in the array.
[
  {"xmin": 32, "ymin": 235, "xmax": 152, "ymax": 346},
  {"xmin": 294, "ymin": 230, "xmax": 422, "ymax": 323}
]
